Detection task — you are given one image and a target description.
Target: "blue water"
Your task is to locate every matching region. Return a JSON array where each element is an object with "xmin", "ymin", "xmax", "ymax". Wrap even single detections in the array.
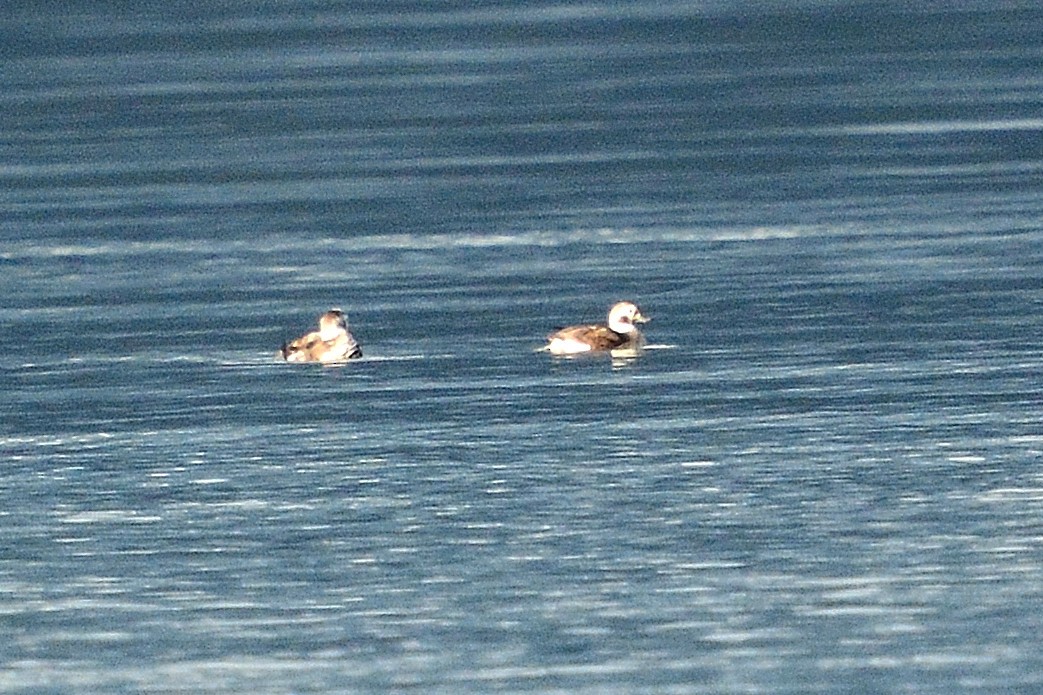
[{"xmin": 3, "ymin": 2, "xmax": 1043, "ymax": 693}]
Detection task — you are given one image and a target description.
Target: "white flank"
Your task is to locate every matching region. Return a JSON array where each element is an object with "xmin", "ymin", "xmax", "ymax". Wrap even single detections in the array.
[{"xmin": 546, "ymin": 337, "xmax": 594, "ymax": 355}]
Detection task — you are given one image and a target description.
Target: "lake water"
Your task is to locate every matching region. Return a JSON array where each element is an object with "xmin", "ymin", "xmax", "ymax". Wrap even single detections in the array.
[{"xmin": 3, "ymin": 2, "xmax": 1043, "ymax": 693}]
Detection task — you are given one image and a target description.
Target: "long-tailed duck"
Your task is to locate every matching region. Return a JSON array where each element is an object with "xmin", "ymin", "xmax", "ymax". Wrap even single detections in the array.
[
  {"xmin": 280, "ymin": 309, "xmax": 362, "ymax": 363},
  {"xmin": 542, "ymin": 301, "xmax": 649, "ymax": 355}
]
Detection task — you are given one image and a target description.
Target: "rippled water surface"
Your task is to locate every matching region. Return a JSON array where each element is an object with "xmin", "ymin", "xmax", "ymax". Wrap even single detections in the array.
[{"xmin": 3, "ymin": 2, "xmax": 1043, "ymax": 693}]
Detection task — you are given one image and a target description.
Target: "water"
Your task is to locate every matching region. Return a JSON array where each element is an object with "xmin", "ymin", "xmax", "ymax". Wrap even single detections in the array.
[{"xmin": 3, "ymin": 2, "xmax": 1043, "ymax": 692}]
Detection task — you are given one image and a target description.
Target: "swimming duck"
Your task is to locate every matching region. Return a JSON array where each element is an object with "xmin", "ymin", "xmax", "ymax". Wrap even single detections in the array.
[
  {"xmin": 280, "ymin": 309, "xmax": 362, "ymax": 363},
  {"xmin": 542, "ymin": 301, "xmax": 649, "ymax": 355}
]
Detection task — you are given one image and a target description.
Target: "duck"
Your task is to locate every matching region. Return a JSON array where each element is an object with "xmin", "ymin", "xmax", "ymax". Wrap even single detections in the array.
[
  {"xmin": 280, "ymin": 309, "xmax": 362, "ymax": 363},
  {"xmin": 542, "ymin": 301, "xmax": 649, "ymax": 355}
]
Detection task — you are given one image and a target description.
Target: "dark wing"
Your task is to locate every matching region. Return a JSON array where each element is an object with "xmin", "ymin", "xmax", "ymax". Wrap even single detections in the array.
[
  {"xmin": 281, "ymin": 330, "xmax": 323, "ymax": 361},
  {"xmin": 549, "ymin": 324, "xmax": 628, "ymax": 351}
]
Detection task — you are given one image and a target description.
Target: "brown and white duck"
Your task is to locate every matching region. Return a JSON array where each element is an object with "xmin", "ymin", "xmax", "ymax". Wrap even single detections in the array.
[
  {"xmin": 542, "ymin": 301, "xmax": 649, "ymax": 355},
  {"xmin": 280, "ymin": 309, "xmax": 362, "ymax": 363}
]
